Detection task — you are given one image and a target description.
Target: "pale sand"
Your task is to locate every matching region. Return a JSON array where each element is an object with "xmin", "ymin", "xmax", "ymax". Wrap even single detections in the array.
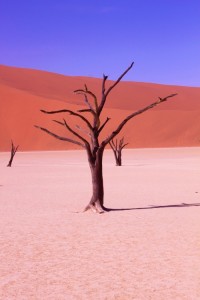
[{"xmin": 0, "ymin": 148, "xmax": 200, "ymax": 299}]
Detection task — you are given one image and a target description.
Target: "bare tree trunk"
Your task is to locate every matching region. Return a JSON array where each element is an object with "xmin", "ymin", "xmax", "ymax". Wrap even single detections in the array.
[
  {"xmin": 112, "ymin": 149, "xmax": 119, "ymax": 166},
  {"xmin": 116, "ymin": 152, "xmax": 122, "ymax": 166},
  {"xmin": 84, "ymin": 149, "xmax": 106, "ymax": 213},
  {"xmin": 7, "ymin": 141, "xmax": 19, "ymax": 167},
  {"xmin": 110, "ymin": 149, "xmax": 122, "ymax": 166}
]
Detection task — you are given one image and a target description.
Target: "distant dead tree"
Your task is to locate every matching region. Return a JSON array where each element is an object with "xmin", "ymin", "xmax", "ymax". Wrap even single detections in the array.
[
  {"xmin": 109, "ymin": 137, "xmax": 128, "ymax": 166},
  {"xmin": 7, "ymin": 140, "xmax": 19, "ymax": 167},
  {"xmin": 35, "ymin": 62, "xmax": 177, "ymax": 213}
]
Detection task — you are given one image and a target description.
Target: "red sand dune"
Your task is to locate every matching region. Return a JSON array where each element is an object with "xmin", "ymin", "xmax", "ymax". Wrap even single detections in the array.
[{"xmin": 1, "ymin": 64, "xmax": 200, "ymax": 151}]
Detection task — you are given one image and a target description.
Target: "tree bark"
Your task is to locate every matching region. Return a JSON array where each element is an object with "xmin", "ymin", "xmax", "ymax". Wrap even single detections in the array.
[{"xmin": 84, "ymin": 149, "xmax": 106, "ymax": 213}]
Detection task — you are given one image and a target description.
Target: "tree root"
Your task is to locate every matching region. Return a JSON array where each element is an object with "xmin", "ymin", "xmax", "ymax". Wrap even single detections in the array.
[{"xmin": 83, "ymin": 202, "xmax": 108, "ymax": 214}]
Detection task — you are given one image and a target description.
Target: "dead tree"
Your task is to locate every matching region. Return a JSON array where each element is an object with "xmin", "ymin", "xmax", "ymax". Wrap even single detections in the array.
[
  {"xmin": 7, "ymin": 140, "xmax": 19, "ymax": 167},
  {"xmin": 35, "ymin": 62, "xmax": 177, "ymax": 213},
  {"xmin": 109, "ymin": 137, "xmax": 128, "ymax": 166}
]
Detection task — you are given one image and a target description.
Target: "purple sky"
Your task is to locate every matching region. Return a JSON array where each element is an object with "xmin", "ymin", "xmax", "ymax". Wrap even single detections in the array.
[{"xmin": 1, "ymin": 0, "xmax": 200, "ymax": 86}]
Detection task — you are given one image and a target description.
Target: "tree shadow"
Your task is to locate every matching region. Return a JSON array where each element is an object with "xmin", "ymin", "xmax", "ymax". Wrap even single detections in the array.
[
  {"xmin": 121, "ymin": 164, "xmax": 150, "ymax": 167},
  {"xmin": 105, "ymin": 202, "xmax": 200, "ymax": 212}
]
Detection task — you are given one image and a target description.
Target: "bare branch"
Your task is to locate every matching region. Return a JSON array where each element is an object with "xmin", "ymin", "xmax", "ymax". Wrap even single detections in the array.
[
  {"xmin": 75, "ymin": 86, "xmax": 98, "ymax": 108},
  {"xmin": 53, "ymin": 119, "xmax": 92, "ymax": 139},
  {"xmin": 88, "ymin": 92, "xmax": 98, "ymax": 112},
  {"xmin": 83, "ymin": 94, "xmax": 95, "ymax": 112},
  {"xmin": 102, "ymin": 74, "xmax": 108, "ymax": 95},
  {"xmin": 98, "ymin": 117, "xmax": 111, "ymax": 135},
  {"xmin": 53, "ymin": 119, "xmax": 65, "ymax": 126},
  {"xmin": 74, "ymin": 89, "xmax": 100, "ymax": 127},
  {"xmin": 78, "ymin": 108, "xmax": 92, "ymax": 113},
  {"xmin": 109, "ymin": 139, "xmax": 116, "ymax": 152},
  {"xmin": 121, "ymin": 143, "xmax": 129, "ymax": 150},
  {"xmin": 40, "ymin": 109, "xmax": 92, "ymax": 130},
  {"xmin": 74, "ymin": 88, "xmax": 96, "ymax": 112},
  {"xmin": 83, "ymin": 85, "xmax": 99, "ymax": 112},
  {"xmin": 98, "ymin": 62, "xmax": 134, "ymax": 115},
  {"xmin": 38, "ymin": 113, "xmax": 91, "ymax": 149},
  {"xmin": 105, "ymin": 62, "xmax": 134, "ymax": 97},
  {"xmin": 11, "ymin": 140, "xmax": 19, "ymax": 155},
  {"xmin": 101, "ymin": 93, "xmax": 177, "ymax": 147},
  {"xmin": 62, "ymin": 119, "xmax": 90, "ymax": 148},
  {"xmin": 41, "ymin": 109, "xmax": 67, "ymax": 114},
  {"xmin": 34, "ymin": 125, "xmax": 85, "ymax": 148},
  {"xmin": 112, "ymin": 138, "xmax": 117, "ymax": 150},
  {"xmin": 118, "ymin": 138, "xmax": 123, "ymax": 149},
  {"xmin": 51, "ymin": 118, "xmax": 93, "ymax": 143},
  {"xmin": 75, "ymin": 125, "xmax": 91, "ymax": 136}
]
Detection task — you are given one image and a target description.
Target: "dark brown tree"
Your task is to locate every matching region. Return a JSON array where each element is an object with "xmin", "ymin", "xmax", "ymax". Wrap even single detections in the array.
[
  {"xmin": 109, "ymin": 137, "xmax": 128, "ymax": 166},
  {"xmin": 35, "ymin": 62, "xmax": 177, "ymax": 213},
  {"xmin": 7, "ymin": 140, "xmax": 19, "ymax": 167}
]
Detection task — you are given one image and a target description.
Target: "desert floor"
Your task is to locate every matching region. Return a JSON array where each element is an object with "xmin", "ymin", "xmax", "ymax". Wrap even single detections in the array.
[{"xmin": 0, "ymin": 148, "xmax": 200, "ymax": 300}]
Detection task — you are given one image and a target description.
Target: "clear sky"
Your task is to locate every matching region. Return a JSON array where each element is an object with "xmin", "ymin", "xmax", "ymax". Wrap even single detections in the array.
[{"xmin": 1, "ymin": 0, "xmax": 200, "ymax": 86}]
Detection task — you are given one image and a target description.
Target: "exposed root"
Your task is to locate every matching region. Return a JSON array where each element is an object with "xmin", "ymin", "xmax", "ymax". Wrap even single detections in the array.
[
  {"xmin": 83, "ymin": 202, "xmax": 107, "ymax": 214},
  {"xmin": 70, "ymin": 204, "xmax": 110, "ymax": 214}
]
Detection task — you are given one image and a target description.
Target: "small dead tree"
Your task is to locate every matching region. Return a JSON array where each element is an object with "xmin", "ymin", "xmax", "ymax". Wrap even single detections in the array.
[
  {"xmin": 35, "ymin": 62, "xmax": 177, "ymax": 213},
  {"xmin": 109, "ymin": 137, "xmax": 128, "ymax": 166},
  {"xmin": 7, "ymin": 140, "xmax": 19, "ymax": 167}
]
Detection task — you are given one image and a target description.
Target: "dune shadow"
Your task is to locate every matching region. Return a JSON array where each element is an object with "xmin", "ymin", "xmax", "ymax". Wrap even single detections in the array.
[{"xmin": 106, "ymin": 202, "xmax": 200, "ymax": 212}]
